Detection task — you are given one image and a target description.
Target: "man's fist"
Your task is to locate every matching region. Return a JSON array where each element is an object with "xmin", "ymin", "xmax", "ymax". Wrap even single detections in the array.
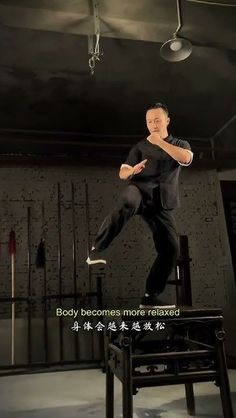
[
  {"xmin": 133, "ymin": 159, "xmax": 148, "ymax": 175},
  {"xmin": 147, "ymin": 133, "xmax": 162, "ymax": 144}
]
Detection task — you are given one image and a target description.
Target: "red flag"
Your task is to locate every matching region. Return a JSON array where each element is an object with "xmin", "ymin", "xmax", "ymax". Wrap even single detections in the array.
[{"xmin": 8, "ymin": 230, "xmax": 16, "ymax": 255}]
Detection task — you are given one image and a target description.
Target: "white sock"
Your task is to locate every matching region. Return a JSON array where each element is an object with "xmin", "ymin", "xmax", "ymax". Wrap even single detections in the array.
[
  {"xmin": 145, "ymin": 293, "xmax": 150, "ymax": 297},
  {"xmin": 91, "ymin": 246, "xmax": 95, "ymax": 251}
]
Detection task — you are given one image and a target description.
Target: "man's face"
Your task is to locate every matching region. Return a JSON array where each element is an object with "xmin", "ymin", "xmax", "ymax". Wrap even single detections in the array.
[{"xmin": 146, "ymin": 108, "xmax": 170, "ymax": 135}]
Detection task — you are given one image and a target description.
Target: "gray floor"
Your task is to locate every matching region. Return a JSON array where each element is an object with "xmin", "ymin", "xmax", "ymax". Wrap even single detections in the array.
[{"xmin": 0, "ymin": 368, "xmax": 235, "ymax": 417}]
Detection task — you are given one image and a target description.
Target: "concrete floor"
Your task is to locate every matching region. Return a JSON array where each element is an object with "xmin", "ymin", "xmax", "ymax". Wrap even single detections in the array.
[{"xmin": 0, "ymin": 368, "xmax": 235, "ymax": 417}]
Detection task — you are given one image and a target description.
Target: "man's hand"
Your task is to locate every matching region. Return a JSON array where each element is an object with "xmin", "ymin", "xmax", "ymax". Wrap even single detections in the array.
[
  {"xmin": 119, "ymin": 159, "xmax": 148, "ymax": 180},
  {"xmin": 132, "ymin": 159, "xmax": 148, "ymax": 175}
]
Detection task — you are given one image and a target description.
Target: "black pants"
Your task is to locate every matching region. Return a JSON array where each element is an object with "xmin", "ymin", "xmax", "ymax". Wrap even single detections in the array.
[{"xmin": 93, "ymin": 185, "xmax": 179, "ymax": 295}]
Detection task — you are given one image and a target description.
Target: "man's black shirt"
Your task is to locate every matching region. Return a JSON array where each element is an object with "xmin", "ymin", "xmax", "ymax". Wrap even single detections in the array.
[{"xmin": 121, "ymin": 134, "xmax": 193, "ymax": 210}]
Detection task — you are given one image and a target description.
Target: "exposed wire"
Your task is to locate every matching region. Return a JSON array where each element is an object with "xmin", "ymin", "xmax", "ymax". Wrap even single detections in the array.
[
  {"xmin": 186, "ymin": 0, "xmax": 236, "ymax": 7},
  {"xmin": 174, "ymin": 0, "xmax": 182, "ymax": 36}
]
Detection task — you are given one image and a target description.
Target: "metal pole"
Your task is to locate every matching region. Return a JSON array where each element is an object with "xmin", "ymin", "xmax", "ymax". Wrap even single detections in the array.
[
  {"xmin": 84, "ymin": 181, "xmax": 94, "ymax": 359},
  {"xmin": 42, "ymin": 201, "xmax": 49, "ymax": 363},
  {"xmin": 85, "ymin": 182, "xmax": 92, "ymax": 291},
  {"xmin": 11, "ymin": 252, "xmax": 15, "ymax": 365},
  {"xmin": 71, "ymin": 181, "xmax": 79, "ymax": 361},
  {"xmin": 27, "ymin": 207, "xmax": 32, "ymax": 364},
  {"xmin": 57, "ymin": 183, "xmax": 64, "ymax": 362},
  {"xmin": 11, "ymin": 254, "xmax": 15, "ymax": 364},
  {"xmin": 9, "ymin": 229, "xmax": 16, "ymax": 366}
]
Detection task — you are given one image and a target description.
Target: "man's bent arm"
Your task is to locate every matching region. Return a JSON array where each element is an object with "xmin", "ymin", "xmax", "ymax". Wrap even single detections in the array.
[{"xmin": 154, "ymin": 139, "xmax": 193, "ymax": 165}]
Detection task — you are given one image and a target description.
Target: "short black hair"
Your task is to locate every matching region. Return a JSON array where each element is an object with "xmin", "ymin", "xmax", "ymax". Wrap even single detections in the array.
[{"xmin": 146, "ymin": 102, "xmax": 169, "ymax": 117}]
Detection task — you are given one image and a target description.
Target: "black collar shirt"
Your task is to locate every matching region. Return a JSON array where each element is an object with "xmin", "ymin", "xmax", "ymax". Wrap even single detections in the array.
[{"xmin": 120, "ymin": 134, "xmax": 193, "ymax": 210}]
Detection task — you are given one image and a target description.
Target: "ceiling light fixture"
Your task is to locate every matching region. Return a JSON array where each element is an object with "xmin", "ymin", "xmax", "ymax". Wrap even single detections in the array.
[{"xmin": 160, "ymin": 0, "xmax": 192, "ymax": 62}]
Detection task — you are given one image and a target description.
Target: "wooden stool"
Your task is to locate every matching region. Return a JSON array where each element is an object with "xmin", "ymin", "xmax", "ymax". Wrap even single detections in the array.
[{"xmin": 105, "ymin": 307, "xmax": 234, "ymax": 417}]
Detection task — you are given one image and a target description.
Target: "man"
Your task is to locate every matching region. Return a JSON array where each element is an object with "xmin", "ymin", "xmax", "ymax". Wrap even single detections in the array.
[{"xmin": 86, "ymin": 103, "xmax": 193, "ymax": 308}]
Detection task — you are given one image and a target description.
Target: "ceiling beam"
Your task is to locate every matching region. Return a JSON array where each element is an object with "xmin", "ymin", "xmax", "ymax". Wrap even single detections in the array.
[{"xmin": 0, "ymin": 3, "xmax": 172, "ymax": 43}]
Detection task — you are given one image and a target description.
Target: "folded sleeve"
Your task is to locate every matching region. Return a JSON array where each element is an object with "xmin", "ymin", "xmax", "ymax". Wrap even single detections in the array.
[
  {"xmin": 120, "ymin": 145, "xmax": 141, "ymax": 169},
  {"xmin": 176, "ymin": 139, "xmax": 193, "ymax": 167}
]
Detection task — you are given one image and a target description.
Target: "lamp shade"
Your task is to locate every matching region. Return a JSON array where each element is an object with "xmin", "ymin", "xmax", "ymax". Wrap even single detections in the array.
[{"xmin": 160, "ymin": 37, "xmax": 192, "ymax": 62}]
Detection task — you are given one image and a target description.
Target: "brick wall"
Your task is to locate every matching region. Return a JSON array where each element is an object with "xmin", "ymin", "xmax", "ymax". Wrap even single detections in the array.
[{"xmin": 0, "ymin": 163, "xmax": 235, "ymax": 357}]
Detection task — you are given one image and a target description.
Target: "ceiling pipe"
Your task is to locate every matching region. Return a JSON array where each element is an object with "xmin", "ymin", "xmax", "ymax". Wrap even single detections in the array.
[
  {"xmin": 209, "ymin": 113, "xmax": 236, "ymax": 161},
  {"xmin": 186, "ymin": 0, "xmax": 236, "ymax": 7},
  {"xmin": 212, "ymin": 113, "xmax": 236, "ymax": 140}
]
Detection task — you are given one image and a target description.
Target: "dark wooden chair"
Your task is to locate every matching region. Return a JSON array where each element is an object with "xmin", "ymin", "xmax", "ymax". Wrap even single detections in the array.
[
  {"xmin": 105, "ymin": 308, "xmax": 234, "ymax": 417},
  {"xmin": 105, "ymin": 236, "xmax": 234, "ymax": 417}
]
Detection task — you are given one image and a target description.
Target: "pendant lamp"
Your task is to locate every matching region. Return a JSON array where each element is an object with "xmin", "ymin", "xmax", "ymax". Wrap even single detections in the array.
[{"xmin": 160, "ymin": 0, "xmax": 192, "ymax": 62}]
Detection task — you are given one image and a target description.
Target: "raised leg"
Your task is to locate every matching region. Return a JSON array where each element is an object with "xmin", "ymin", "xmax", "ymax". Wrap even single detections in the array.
[{"xmin": 94, "ymin": 185, "xmax": 142, "ymax": 251}]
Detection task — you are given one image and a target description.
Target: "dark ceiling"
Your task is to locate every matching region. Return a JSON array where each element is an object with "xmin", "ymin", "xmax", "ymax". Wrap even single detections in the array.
[{"xmin": 0, "ymin": 0, "xmax": 236, "ymax": 164}]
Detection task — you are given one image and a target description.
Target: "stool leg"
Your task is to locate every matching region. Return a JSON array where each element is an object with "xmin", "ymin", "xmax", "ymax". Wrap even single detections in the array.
[
  {"xmin": 106, "ymin": 363, "xmax": 114, "ymax": 418},
  {"xmin": 185, "ymin": 383, "xmax": 195, "ymax": 415},
  {"xmin": 216, "ymin": 331, "xmax": 234, "ymax": 418},
  {"xmin": 122, "ymin": 337, "xmax": 133, "ymax": 418}
]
